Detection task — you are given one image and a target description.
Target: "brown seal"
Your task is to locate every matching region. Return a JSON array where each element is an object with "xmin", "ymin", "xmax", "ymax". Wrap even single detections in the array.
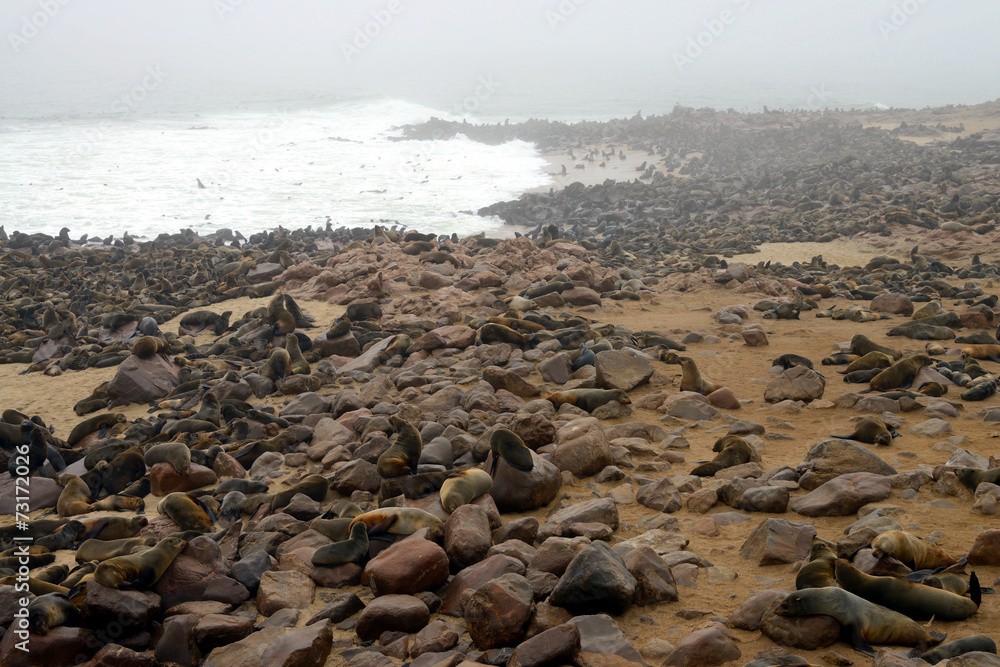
[
  {"xmin": 956, "ymin": 466, "xmax": 1000, "ymax": 491},
  {"xmin": 285, "ymin": 333, "xmax": 311, "ymax": 375},
  {"xmin": 837, "ymin": 351, "xmax": 894, "ymax": 374},
  {"xmin": 478, "ymin": 323, "xmax": 527, "ymax": 346},
  {"xmin": 267, "ymin": 294, "xmax": 296, "ymax": 335},
  {"xmin": 56, "ymin": 473, "xmax": 94, "ymax": 517},
  {"xmin": 27, "ymin": 593, "xmax": 83, "ymax": 635},
  {"xmin": 79, "ymin": 516, "xmax": 148, "ymax": 541},
  {"xmin": 544, "ymin": 388, "xmax": 631, "ymax": 412},
  {"xmin": 132, "ymin": 335, "xmax": 170, "ymax": 359},
  {"xmin": 178, "ymin": 310, "xmax": 231, "ymax": 336},
  {"xmin": 270, "ymin": 474, "xmax": 329, "ymax": 511},
  {"xmin": 690, "ymin": 435, "xmax": 756, "ymax": 476},
  {"xmin": 867, "ymin": 355, "xmax": 933, "ymax": 392},
  {"xmin": 378, "ymin": 416, "xmax": 422, "ymax": 478},
  {"xmin": 75, "ymin": 536, "xmax": 157, "ymax": 562},
  {"xmin": 96, "ymin": 446, "xmax": 146, "ymax": 495},
  {"xmin": 261, "ymin": 347, "xmax": 291, "ymax": 382},
  {"xmin": 157, "ymin": 492, "xmax": 212, "ymax": 532},
  {"xmin": 311, "ymin": 521, "xmax": 369, "ymax": 567},
  {"xmin": 960, "ymin": 344, "xmax": 1000, "ymax": 362},
  {"xmin": 918, "ymin": 382, "xmax": 948, "ymax": 397},
  {"xmin": 144, "ymin": 441, "xmax": 191, "ymax": 475},
  {"xmin": 488, "ymin": 428, "xmax": 534, "ymax": 475},
  {"xmin": 33, "ymin": 520, "xmax": 85, "ymax": 552},
  {"xmin": 93, "ymin": 535, "xmax": 187, "ymax": 590},
  {"xmin": 850, "ymin": 334, "xmax": 902, "ymax": 360},
  {"xmin": 403, "ymin": 470, "xmax": 454, "ymax": 500},
  {"xmin": 830, "ymin": 418, "xmax": 896, "ymax": 447},
  {"xmin": 795, "ymin": 540, "xmax": 837, "ymax": 590},
  {"xmin": 66, "ymin": 413, "xmax": 126, "ymax": 447},
  {"xmin": 923, "ymin": 574, "xmax": 971, "ymax": 597},
  {"xmin": 870, "ymin": 530, "xmax": 959, "ymax": 570},
  {"xmin": 833, "ymin": 558, "xmax": 979, "ymax": 621},
  {"xmin": 659, "ymin": 352, "xmax": 718, "ymax": 395},
  {"xmin": 440, "ymin": 468, "xmax": 493, "ymax": 513},
  {"xmin": 349, "ymin": 507, "xmax": 443, "ymax": 536},
  {"xmin": 774, "ymin": 587, "xmax": 944, "ymax": 654}
]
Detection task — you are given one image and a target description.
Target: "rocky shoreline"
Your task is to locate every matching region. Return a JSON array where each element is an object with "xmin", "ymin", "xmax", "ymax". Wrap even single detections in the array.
[{"xmin": 0, "ymin": 102, "xmax": 999, "ymax": 667}]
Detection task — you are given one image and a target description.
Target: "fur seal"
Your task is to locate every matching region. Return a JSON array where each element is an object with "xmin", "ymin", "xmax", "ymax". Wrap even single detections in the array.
[
  {"xmin": 871, "ymin": 531, "xmax": 959, "ymax": 570},
  {"xmin": 311, "ymin": 521, "xmax": 369, "ymax": 567},
  {"xmin": 132, "ymin": 335, "xmax": 170, "ymax": 359},
  {"xmin": 270, "ymin": 474, "xmax": 329, "ymax": 510},
  {"xmin": 771, "ymin": 353, "xmax": 813, "ymax": 370},
  {"xmin": 157, "ymin": 492, "xmax": 212, "ymax": 532},
  {"xmin": 838, "ymin": 351, "xmax": 894, "ymax": 374},
  {"xmin": 923, "ymin": 574, "xmax": 971, "ymax": 596},
  {"xmin": 440, "ymin": 468, "xmax": 493, "ymax": 512},
  {"xmin": 216, "ymin": 478, "xmax": 269, "ymax": 495},
  {"xmin": 96, "ymin": 446, "xmax": 146, "ymax": 495},
  {"xmin": 833, "ymin": 558, "xmax": 979, "ymax": 621},
  {"xmin": 75, "ymin": 536, "xmax": 157, "ymax": 562},
  {"xmin": 56, "ymin": 473, "xmax": 94, "ymax": 517},
  {"xmin": 144, "ymin": 442, "xmax": 191, "ymax": 475},
  {"xmin": 310, "ymin": 517, "xmax": 353, "ymax": 542},
  {"xmin": 261, "ymin": 347, "xmax": 291, "ymax": 383},
  {"xmin": 919, "ymin": 635, "xmax": 997, "ymax": 664},
  {"xmin": 478, "ymin": 323, "xmax": 527, "ymax": 346},
  {"xmin": 94, "ymin": 535, "xmax": 187, "ymax": 589},
  {"xmin": 842, "ymin": 369, "xmax": 882, "ymax": 384},
  {"xmin": 795, "ymin": 540, "xmax": 837, "ymax": 590},
  {"xmin": 27, "ymin": 593, "xmax": 83, "ymax": 635},
  {"xmin": 285, "ymin": 333, "xmax": 311, "ymax": 375},
  {"xmin": 79, "ymin": 516, "xmax": 147, "ymax": 541},
  {"xmin": 403, "ymin": 470, "xmax": 454, "ymax": 500},
  {"xmin": 956, "ymin": 466, "xmax": 1000, "ymax": 491},
  {"xmin": 544, "ymin": 388, "xmax": 631, "ymax": 412},
  {"xmin": 349, "ymin": 507, "xmax": 443, "ymax": 536},
  {"xmin": 774, "ymin": 587, "xmax": 944, "ymax": 654},
  {"xmin": 488, "ymin": 428, "xmax": 534, "ymax": 475},
  {"xmin": 659, "ymin": 352, "xmax": 719, "ymax": 395},
  {"xmin": 830, "ymin": 418, "xmax": 897, "ymax": 447},
  {"xmin": 267, "ymin": 294, "xmax": 297, "ymax": 335},
  {"xmin": 33, "ymin": 520, "xmax": 84, "ymax": 552},
  {"xmin": 345, "ymin": 301, "xmax": 382, "ymax": 321},
  {"xmin": 887, "ymin": 323, "xmax": 957, "ymax": 340},
  {"xmin": 822, "ymin": 353, "xmax": 859, "ymax": 366},
  {"xmin": 378, "ymin": 416, "xmax": 422, "ymax": 478},
  {"xmin": 960, "ymin": 377, "xmax": 998, "ymax": 401},
  {"xmin": 918, "ymin": 382, "xmax": 948, "ymax": 397},
  {"xmin": 867, "ymin": 355, "xmax": 933, "ymax": 392},
  {"xmin": 690, "ymin": 435, "xmax": 756, "ymax": 476},
  {"xmin": 66, "ymin": 413, "xmax": 126, "ymax": 447},
  {"xmin": 178, "ymin": 310, "xmax": 231, "ymax": 336},
  {"xmin": 850, "ymin": 335, "xmax": 901, "ymax": 360}
]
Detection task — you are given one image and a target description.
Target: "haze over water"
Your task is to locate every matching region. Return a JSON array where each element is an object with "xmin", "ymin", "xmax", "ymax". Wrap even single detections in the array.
[{"xmin": 1, "ymin": 0, "xmax": 998, "ymax": 239}]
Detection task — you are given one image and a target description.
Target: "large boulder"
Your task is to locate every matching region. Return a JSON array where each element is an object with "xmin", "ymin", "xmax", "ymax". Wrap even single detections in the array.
[
  {"xmin": 595, "ymin": 350, "xmax": 653, "ymax": 391},
  {"xmin": 551, "ymin": 417, "xmax": 613, "ymax": 478},
  {"xmin": 764, "ymin": 365, "xmax": 825, "ymax": 404},
  {"xmin": 107, "ymin": 354, "xmax": 180, "ymax": 407},
  {"xmin": 488, "ymin": 449, "xmax": 561, "ymax": 513},
  {"xmin": 790, "ymin": 472, "xmax": 892, "ymax": 517}
]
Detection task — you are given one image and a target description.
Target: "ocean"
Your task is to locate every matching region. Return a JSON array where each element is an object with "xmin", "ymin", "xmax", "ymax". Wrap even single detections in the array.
[{"xmin": 0, "ymin": 75, "xmax": 993, "ymax": 241}]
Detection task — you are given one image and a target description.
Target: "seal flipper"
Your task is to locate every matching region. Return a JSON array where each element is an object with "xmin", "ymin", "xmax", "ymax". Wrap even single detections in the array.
[
  {"xmin": 848, "ymin": 625, "xmax": 876, "ymax": 656},
  {"xmin": 829, "ymin": 434, "xmax": 854, "ymax": 440},
  {"xmin": 366, "ymin": 516, "xmax": 396, "ymax": 536},
  {"xmin": 970, "ymin": 571, "xmax": 981, "ymax": 608}
]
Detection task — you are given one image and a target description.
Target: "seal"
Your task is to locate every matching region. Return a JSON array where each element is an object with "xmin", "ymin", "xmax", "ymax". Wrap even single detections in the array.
[
  {"xmin": 346, "ymin": 301, "xmax": 382, "ymax": 321},
  {"xmin": 544, "ymin": 388, "xmax": 631, "ymax": 412},
  {"xmin": 93, "ymin": 535, "xmax": 187, "ymax": 590},
  {"xmin": 691, "ymin": 435, "xmax": 756, "ymax": 476},
  {"xmin": 216, "ymin": 478, "xmax": 269, "ymax": 495},
  {"xmin": 75, "ymin": 535, "xmax": 157, "ymax": 562},
  {"xmin": 157, "ymin": 492, "xmax": 213, "ymax": 532},
  {"xmin": 311, "ymin": 521, "xmax": 369, "ymax": 567},
  {"xmin": 887, "ymin": 323, "xmax": 957, "ymax": 340},
  {"xmin": 267, "ymin": 294, "xmax": 297, "ymax": 335},
  {"xmin": 285, "ymin": 333, "xmax": 311, "ymax": 375},
  {"xmin": 67, "ymin": 413, "xmax": 126, "ymax": 447},
  {"xmin": 79, "ymin": 516, "xmax": 148, "ymax": 541},
  {"xmin": 132, "ymin": 335, "xmax": 170, "ymax": 359},
  {"xmin": 96, "ymin": 446, "xmax": 146, "ymax": 494},
  {"xmin": 478, "ymin": 323, "xmax": 527, "ymax": 346},
  {"xmin": 838, "ymin": 351, "xmax": 894, "ymax": 374},
  {"xmin": 774, "ymin": 587, "xmax": 945, "ymax": 654},
  {"xmin": 866, "ymin": 355, "xmax": 933, "ymax": 392},
  {"xmin": 27, "ymin": 593, "xmax": 83, "ymax": 635},
  {"xmin": 178, "ymin": 310, "xmax": 231, "ymax": 336},
  {"xmin": 261, "ymin": 347, "xmax": 291, "ymax": 383},
  {"xmin": 56, "ymin": 473, "xmax": 94, "ymax": 517},
  {"xmin": 850, "ymin": 334, "xmax": 902, "ymax": 360},
  {"xmin": 33, "ymin": 520, "xmax": 84, "ymax": 552},
  {"xmin": 488, "ymin": 428, "xmax": 534, "ymax": 475},
  {"xmin": 349, "ymin": 507, "xmax": 443, "ymax": 536},
  {"xmin": 822, "ymin": 353, "xmax": 859, "ymax": 366},
  {"xmin": 795, "ymin": 540, "xmax": 837, "ymax": 590},
  {"xmin": 956, "ymin": 466, "xmax": 1000, "ymax": 491},
  {"xmin": 659, "ymin": 352, "xmax": 719, "ymax": 395},
  {"xmin": 144, "ymin": 441, "xmax": 191, "ymax": 475},
  {"xmin": 771, "ymin": 353, "xmax": 813, "ymax": 371},
  {"xmin": 923, "ymin": 574, "xmax": 971, "ymax": 596},
  {"xmin": 918, "ymin": 382, "xmax": 948, "ymax": 397},
  {"xmin": 310, "ymin": 517, "xmax": 353, "ymax": 542},
  {"xmin": 960, "ymin": 377, "xmax": 998, "ymax": 401},
  {"xmin": 270, "ymin": 473, "xmax": 329, "ymax": 510},
  {"xmin": 960, "ymin": 344, "xmax": 1000, "ymax": 362},
  {"xmin": 440, "ymin": 468, "xmax": 493, "ymax": 512},
  {"xmin": 833, "ymin": 558, "xmax": 979, "ymax": 621},
  {"xmin": 830, "ymin": 417, "xmax": 897, "ymax": 447},
  {"xmin": 403, "ymin": 470, "xmax": 453, "ymax": 500},
  {"xmin": 842, "ymin": 369, "xmax": 882, "ymax": 384},
  {"xmin": 871, "ymin": 530, "xmax": 959, "ymax": 570},
  {"xmin": 378, "ymin": 416, "xmax": 422, "ymax": 478},
  {"xmin": 919, "ymin": 635, "xmax": 997, "ymax": 664}
]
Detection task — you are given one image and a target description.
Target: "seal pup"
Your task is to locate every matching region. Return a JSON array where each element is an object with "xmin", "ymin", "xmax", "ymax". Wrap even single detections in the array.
[
  {"xmin": 144, "ymin": 441, "xmax": 191, "ymax": 475},
  {"xmin": 833, "ymin": 558, "xmax": 980, "ymax": 621},
  {"xmin": 157, "ymin": 492, "xmax": 213, "ymax": 532},
  {"xmin": 378, "ymin": 416, "xmax": 422, "ymax": 478},
  {"xmin": 488, "ymin": 428, "xmax": 534, "ymax": 476},
  {"xmin": 403, "ymin": 470, "xmax": 454, "ymax": 500},
  {"xmin": 774, "ymin": 587, "xmax": 945, "ymax": 654},
  {"xmin": 795, "ymin": 540, "xmax": 838, "ymax": 590},
  {"xmin": 311, "ymin": 521, "xmax": 369, "ymax": 567},
  {"xmin": 94, "ymin": 535, "xmax": 187, "ymax": 590},
  {"xmin": 830, "ymin": 418, "xmax": 897, "ymax": 447},
  {"xmin": 690, "ymin": 435, "xmax": 756, "ymax": 476},
  {"xmin": 871, "ymin": 531, "xmax": 959, "ymax": 570},
  {"xmin": 75, "ymin": 536, "xmax": 158, "ymax": 562},
  {"xmin": 27, "ymin": 593, "xmax": 83, "ymax": 635},
  {"xmin": 55, "ymin": 473, "xmax": 94, "ymax": 517},
  {"xmin": 866, "ymin": 355, "xmax": 933, "ymax": 392},
  {"xmin": 440, "ymin": 468, "xmax": 493, "ymax": 512},
  {"xmin": 850, "ymin": 335, "xmax": 902, "ymax": 361},
  {"xmin": 919, "ymin": 636, "xmax": 997, "ymax": 664},
  {"xmin": 771, "ymin": 353, "xmax": 813, "ymax": 371},
  {"xmin": 659, "ymin": 352, "xmax": 718, "ymax": 395},
  {"xmin": 838, "ymin": 352, "xmax": 894, "ymax": 374},
  {"xmin": 960, "ymin": 344, "xmax": 1000, "ymax": 362},
  {"xmin": 33, "ymin": 520, "xmax": 84, "ymax": 552},
  {"xmin": 544, "ymin": 388, "xmax": 631, "ymax": 412}
]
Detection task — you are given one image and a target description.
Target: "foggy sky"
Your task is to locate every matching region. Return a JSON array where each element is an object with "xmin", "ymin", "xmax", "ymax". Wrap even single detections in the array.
[{"xmin": 2, "ymin": 0, "xmax": 998, "ymax": 117}]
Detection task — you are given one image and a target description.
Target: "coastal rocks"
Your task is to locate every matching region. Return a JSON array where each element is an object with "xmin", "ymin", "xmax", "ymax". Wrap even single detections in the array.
[
  {"xmin": 549, "ymin": 542, "xmax": 637, "ymax": 615},
  {"xmin": 551, "ymin": 417, "xmax": 613, "ymax": 478},
  {"xmin": 790, "ymin": 472, "xmax": 892, "ymax": 517},
  {"xmin": 797, "ymin": 439, "xmax": 897, "ymax": 490},
  {"xmin": 636, "ymin": 477, "xmax": 683, "ymax": 513},
  {"xmin": 463, "ymin": 573, "xmax": 534, "ymax": 649},
  {"xmin": 662, "ymin": 623, "xmax": 741, "ymax": 667},
  {"xmin": 739, "ymin": 518, "xmax": 816, "ymax": 565},
  {"xmin": 489, "ymin": 449, "xmax": 561, "ymax": 513},
  {"xmin": 355, "ymin": 595, "xmax": 430, "ymax": 641},
  {"xmin": 362, "ymin": 535, "xmax": 450, "ymax": 595},
  {"xmin": 594, "ymin": 350, "xmax": 653, "ymax": 391},
  {"xmin": 107, "ymin": 354, "xmax": 181, "ymax": 407},
  {"xmin": 764, "ymin": 365, "xmax": 825, "ymax": 403},
  {"xmin": 871, "ymin": 293, "xmax": 914, "ymax": 316},
  {"xmin": 257, "ymin": 570, "xmax": 315, "ymax": 615}
]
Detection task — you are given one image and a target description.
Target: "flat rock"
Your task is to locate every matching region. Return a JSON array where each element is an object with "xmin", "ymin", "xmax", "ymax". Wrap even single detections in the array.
[
  {"xmin": 790, "ymin": 472, "xmax": 892, "ymax": 517},
  {"xmin": 552, "ymin": 417, "xmax": 613, "ymax": 478},
  {"xmin": 662, "ymin": 623, "xmax": 741, "ymax": 667},
  {"xmin": 355, "ymin": 595, "xmax": 430, "ymax": 641},
  {"xmin": 739, "ymin": 518, "xmax": 816, "ymax": 565},
  {"xmin": 764, "ymin": 366, "xmax": 825, "ymax": 404},
  {"xmin": 595, "ymin": 350, "xmax": 653, "ymax": 391}
]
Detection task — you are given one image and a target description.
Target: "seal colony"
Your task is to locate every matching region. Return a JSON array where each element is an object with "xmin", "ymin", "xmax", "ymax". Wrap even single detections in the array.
[{"xmin": 1, "ymin": 102, "xmax": 1000, "ymax": 665}]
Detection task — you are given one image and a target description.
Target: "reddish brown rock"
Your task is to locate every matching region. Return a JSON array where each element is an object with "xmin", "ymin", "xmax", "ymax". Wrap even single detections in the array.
[
  {"xmin": 363, "ymin": 535, "xmax": 450, "ymax": 596},
  {"xmin": 742, "ymin": 329, "xmax": 768, "ymax": 346},
  {"xmin": 618, "ymin": 546, "xmax": 678, "ymax": 605},
  {"xmin": 201, "ymin": 627, "xmax": 286, "ymax": 667},
  {"xmin": 439, "ymin": 555, "xmax": 526, "ymax": 615},
  {"xmin": 968, "ymin": 529, "xmax": 1000, "ymax": 565},
  {"xmin": 356, "ymin": 595, "xmax": 430, "ymax": 641},
  {"xmin": 706, "ymin": 387, "xmax": 741, "ymax": 409},
  {"xmin": 552, "ymin": 417, "xmax": 613, "ymax": 478},
  {"xmin": 725, "ymin": 589, "xmax": 789, "ymax": 631},
  {"xmin": 257, "ymin": 570, "xmax": 315, "ymax": 615},
  {"xmin": 760, "ymin": 600, "xmax": 841, "ymax": 650},
  {"xmin": 636, "ymin": 477, "xmax": 683, "ymax": 513},
  {"xmin": 409, "ymin": 620, "xmax": 460, "ymax": 658},
  {"xmin": 107, "ymin": 353, "xmax": 180, "ymax": 407},
  {"xmin": 738, "ymin": 518, "xmax": 816, "ymax": 566},
  {"xmin": 662, "ymin": 623, "xmax": 741, "ymax": 667},
  {"xmin": 488, "ymin": 449, "xmax": 561, "ymax": 513},
  {"xmin": 528, "ymin": 536, "xmax": 590, "ymax": 577},
  {"xmin": 871, "ymin": 292, "xmax": 914, "ymax": 316},
  {"xmin": 444, "ymin": 504, "xmax": 492, "ymax": 572},
  {"xmin": 790, "ymin": 472, "xmax": 892, "ymax": 517},
  {"xmin": 193, "ymin": 614, "xmax": 254, "ymax": 652},
  {"xmin": 213, "ymin": 452, "xmax": 246, "ymax": 479},
  {"xmin": 463, "ymin": 573, "xmax": 534, "ymax": 649},
  {"xmin": 0, "ymin": 626, "xmax": 98, "ymax": 667},
  {"xmin": 764, "ymin": 365, "xmax": 825, "ymax": 404},
  {"xmin": 80, "ymin": 644, "xmax": 157, "ymax": 667},
  {"xmin": 260, "ymin": 620, "xmax": 333, "ymax": 667},
  {"xmin": 509, "ymin": 623, "xmax": 581, "ymax": 667}
]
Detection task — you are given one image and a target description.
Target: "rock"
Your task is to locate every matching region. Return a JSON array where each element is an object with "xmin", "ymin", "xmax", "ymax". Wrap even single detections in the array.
[
  {"xmin": 509, "ymin": 623, "xmax": 580, "ymax": 667},
  {"xmin": 482, "ymin": 366, "xmax": 540, "ymax": 398},
  {"xmin": 280, "ymin": 392, "xmax": 331, "ymax": 416},
  {"xmin": 508, "ymin": 412, "xmax": 556, "ymax": 450},
  {"xmin": 636, "ymin": 478, "xmax": 683, "ymax": 513},
  {"xmin": 257, "ymin": 570, "xmax": 315, "ymax": 616},
  {"xmin": 107, "ymin": 353, "xmax": 180, "ymax": 407},
  {"xmin": 562, "ymin": 286, "xmax": 602, "ymax": 306},
  {"xmin": 409, "ymin": 620, "xmax": 460, "ymax": 657},
  {"xmin": 790, "ymin": 473, "xmax": 893, "ymax": 517},
  {"xmin": 662, "ymin": 623, "xmax": 741, "ymax": 667},
  {"xmin": 539, "ymin": 354, "xmax": 572, "ymax": 384},
  {"xmin": 742, "ymin": 329, "xmax": 769, "ymax": 346},
  {"xmin": 355, "ymin": 595, "xmax": 430, "ymax": 641},
  {"xmin": 444, "ymin": 504, "xmax": 492, "ymax": 572},
  {"xmin": 667, "ymin": 396, "xmax": 720, "ymax": 421},
  {"xmin": 725, "ymin": 589, "xmax": 788, "ymax": 631},
  {"xmin": 798, "ymin": 439, "xmax": 897, "ymax": 490},
  {"xmin": 231, "ymin": 550, "xmax": 271, "ymax": 593},
  {"xmin": 968, "ymin": 529, "xmax": 1000, "ymax": 566},
  {"xmin": 82, "ymin": 580, "xmax": 162, "ymax": 630},
  {"xmin": 363, "ymin": 535, "xmax": 450, "ymax": 596},
  {"xmin": 493, "ymin": 517, "xmax": 539, "ymax": 545},
  {"xmin": 194, "ymin": 614, "xmax": 254, "ymax": 652},
  {"xmin": 488, "ymin": 449, "xmax": 561, "ymax": 512},
  {"xmin": 543, "ymin": 498, "xmax": 619, "ymax": 534},
  {"xmin": 734, "ymin": 486, "xmax": 789, "ymax": 513},
  {"xmin": 871, "ymin": 293, "xmax": 914, "ymax": 316},
  {"xmin": 150, "ymin": 462, "xmax": 217, "ymax": 496},
  {"xmin": 739, "ymin": 518, "xmax": 816, "ymax": 565},
  {"xmin": 528, "ymin": 536, "xmax": 589, "ymax": 577},
  {"xmin": 330, "ymin": 459, "xmax": 380, "ymax": 495},
  {"xmin": 307, "ymin": 592, "xmax": 365, "ymax": 626},
  {"xmin": 565, "ymin": 614, "xmax": 645, "ymax": 664},
  {"xmin": 81, "ymin": 644, "xmax": 157, "ymax": 667},
  {"xmin": 760, "ymin": 599, "xmax": 841, "ymax": 649},
  {"xmin": 552, "ymin": 417, "xmax": 613, "ymax": 478},
  {"xmin": 548, "ymin": 541, "xmax": 637, "ymax": 614},
  {"xmin": 595, "ymin": 350, "xmax": 653, "ymax": 391},
  {"xmin": 0, "ymin": 626, "xmax": 98, "ymax": 666},
  {"xmin": 618, "ymin": 545, "xmax": 678, "ymax": 605},
  {"xmin": 463, "ymin": 573, "xmax": 534, "ymax": 649},
  {"xmin": 909, "ymin": 419, "xmax": 953, "ymax": 437},
  {"xmin": 707, "ymin": 387, "xmax": 741, "ymax": 409},
  {"xmin": 155, "ymin": 614, "xmax": 201, "ymax": 666},
  {"xmin": 201, "ymin": 627, "xmax": 286, "ymax": 667},
  {"xmin": 259, "ymin": 620, "xmax": 333, "ymax": 667},
  {"xmin": 439, "ymin": 555, "xmax": 526, "ymax": 615},
  {"xmin": 312, "ymin": 330, "xmax": 361, "ymax": 358},
  {"xmin": 764, "ymin": 365, "xmax": 825, "ymax": 404}
]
